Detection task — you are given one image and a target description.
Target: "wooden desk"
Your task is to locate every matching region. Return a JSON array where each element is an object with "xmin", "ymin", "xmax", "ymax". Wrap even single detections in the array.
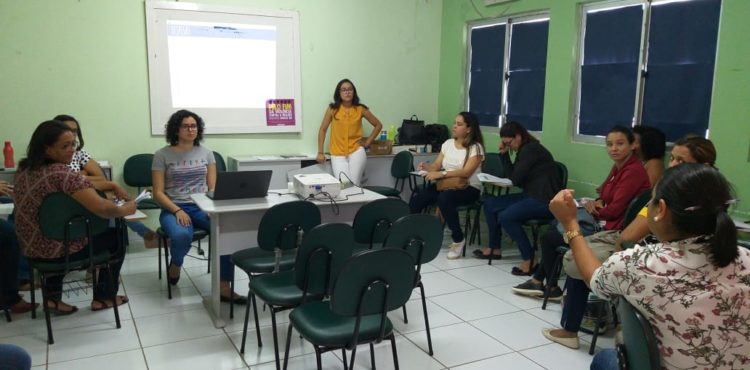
[{"xmin": 191, "ymin": 187, "xmax": 385, "ymax": 328}]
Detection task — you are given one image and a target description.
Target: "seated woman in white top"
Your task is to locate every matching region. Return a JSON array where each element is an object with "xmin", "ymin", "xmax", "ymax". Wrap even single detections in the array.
[
  {"xmin": 549, "ymin": 163, "xmax": 750, "ymax": 370},
  {"xmin": 409, "ymin": 111, "xmax": 485, "ymax": 259}
]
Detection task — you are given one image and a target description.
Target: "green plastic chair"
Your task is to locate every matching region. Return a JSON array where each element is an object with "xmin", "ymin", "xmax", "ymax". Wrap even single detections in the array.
[
  {"xmin": 243, "ymin": 223, "xmax": 354, "ymax": 370},
  {"xmin": 364, "ymin": 150, "xmax": 416, "ymax": 198},
  {"xmin": 29, "ymin": 192, "xmax": 121, "ymax": 344},
  {"xmin": 282, "ymin": 248, "xmax": 416, "ymax": 370},
  {"xmin": 229, "ymin": 200, "xmax": 321, "ymax": 321},
  {"xmin": 352, "ymin": 198, "xmax": 410, "ymax": 252},
  {"xmin": 123, "ymin": 153, "xmax": 160, "ymax": 210},
  {"xmin": 616, "ymin": 298, "xmax": 661, "ymax": 370},
  {"xmin": 213, "ymin": 151, "xmax": 226, "ymax": 172},
  {"xmin": 382, "ymin": 214, "xmax": 443, "ymax": 356}
]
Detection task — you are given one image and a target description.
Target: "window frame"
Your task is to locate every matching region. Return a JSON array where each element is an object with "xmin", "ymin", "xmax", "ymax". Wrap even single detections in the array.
[
  {"xmin": 572, "ymin": 0, "xmax": 720, "ymax": 143},
  {"xmin": 465, "ymin": 11, "xmax": 550, "ymax": 133}
]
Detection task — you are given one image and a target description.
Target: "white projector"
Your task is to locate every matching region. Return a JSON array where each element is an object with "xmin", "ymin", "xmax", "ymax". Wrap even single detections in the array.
[{"xmin": 293, "ymin": 173, "xmax": 341, "ymax": 199}]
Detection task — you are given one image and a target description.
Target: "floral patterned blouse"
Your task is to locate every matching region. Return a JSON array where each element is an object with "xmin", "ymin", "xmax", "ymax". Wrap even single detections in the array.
[
  {"xmin": 14, "ymin": 163, "xmax": 93, "ymax": 259},
  {"xmin": 591, "ymin": 236, "xmax": 750, "ymax": 370}
]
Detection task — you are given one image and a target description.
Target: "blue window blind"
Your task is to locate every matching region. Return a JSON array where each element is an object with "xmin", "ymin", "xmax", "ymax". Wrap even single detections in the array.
[
  {"xmin": 578, "ymin": 5, "xmax": 643, "ymax": 136},
  {"xmin": 468, "ymin": 24, "xmax": 505, "ymax": 127},
  {"xmin": 506, "ymin": 20, "xmax": 549, "ymax": 131},
  {"xmin": 641, "ymin": 0, "xmax": 720, "ymax": 141}
]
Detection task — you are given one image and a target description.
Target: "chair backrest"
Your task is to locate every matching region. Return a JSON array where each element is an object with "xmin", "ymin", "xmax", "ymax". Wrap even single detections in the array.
[
  {"xmin": 213, "ymin": 151, "xmax": 227, "ymax": 173},
  {"xmin": 616, "ymin": 298, "xmax": 661, "ymax": 370},
  {"xmin": 554, "ymin": 161, "xmax": 568, "ymax": 188},
  {"xmin": 352, "ymin": 198, "xmax": 410, "ymax": 248},
  {"xmin": 39, "ymin": 192, "xmax": 109, "ymax": 242},
  {"xmin": 331, "ymin": 249, "xmax": 415, "ymax": 317},
  {"xmin": 382, "ymin": 214, "xmax": 443, "ymax": 266},
  {"xmin": 390, "ymin": 150, "xmax": 414, "ymax": 179},
  {"xmin": 258, "ymin": 200, "xmax": 321, "ymax": 252},
  {"xmin": 294, "ymin": 223, "xmax": 354, "ymax": 296},
  {"xmin": 622, "ymin": 190, "xmax": 652, "ymax": 230},
  {"xmin": 123, "ymin": 153, "xmax": 155, "ymax": 188},
  {"xmin": 482, "ymin": 152, "xmax": 504, "ymax": 178}
]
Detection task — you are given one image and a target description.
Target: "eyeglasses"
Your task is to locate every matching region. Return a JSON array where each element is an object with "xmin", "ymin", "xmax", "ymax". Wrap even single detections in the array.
[
  {"xmin": 339, "ymin": 88, "xmax": 354, "ymax": 93},
  {"xmin": 180, "ymin": 124, "xmax": 198, "ymax": 130}
]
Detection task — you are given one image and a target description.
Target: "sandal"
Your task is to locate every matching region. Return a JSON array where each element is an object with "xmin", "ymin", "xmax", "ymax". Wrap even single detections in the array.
[
  {"xmin": 91, "ymin": 296, "xmax": 129, "ymax": 311},
  {"xmin": 46, "ymin": 299, "xmax": 78, "ymax": 316}
]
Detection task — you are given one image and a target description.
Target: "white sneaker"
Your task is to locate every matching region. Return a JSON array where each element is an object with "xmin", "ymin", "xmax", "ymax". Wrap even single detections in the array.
[{"xmin": 446, "ymin": 240, "xmax": 466, "ymax": 259}]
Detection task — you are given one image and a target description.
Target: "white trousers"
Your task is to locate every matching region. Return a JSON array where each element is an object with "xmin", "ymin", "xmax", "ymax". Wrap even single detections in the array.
[{"xmin": 330, "ymin": 146, "xmax": 366, "ymax": 186}]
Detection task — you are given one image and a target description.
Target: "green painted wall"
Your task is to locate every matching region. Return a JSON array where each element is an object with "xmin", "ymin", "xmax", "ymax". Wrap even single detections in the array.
[
  {"xmin": 438, "ymin": 0, "xmax": 750, "ymax": 217},
  {"xmin": 0, "ymin": 0, "xmax": 442, "ymax": 180}
]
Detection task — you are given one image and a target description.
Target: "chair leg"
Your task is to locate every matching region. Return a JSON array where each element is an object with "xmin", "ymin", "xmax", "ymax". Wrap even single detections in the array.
[
  {"xmin": 315, "ymin": 346, "xmax": 322, "ymax": 370},
  {"xmin": 341, "ymin": 348, "xmax": 348, "ymax": 370},
  {"xmin": 3, "ymin": 308, "xmax": 10, "ymax": 322},
  {"xmin": 282, "ymin": 324, "xmax": 294, "ymax": 370},
  {"xmin": 370, "ymin": 342, "xmax": 376, "ymax": 370},
  {"xmin": 165, "ymin": 242, "xmax": 172, "ymax": 300},
  {"xmin": 348, "ymin": 345, "xmax": 358, "ymax": 370},
  {"xmin": 390, "ymin": 334, "xmax": 400, "ymax": 370},
  {"xmin": 240, "ymin": 293, "xmax": 252, "ymax": 353},
  {"xmin": 271, "ymin": 308, "xmax": 281, "ymax": 370},
  {"xmin": 251, "ymin": 294, "xmax": 263, "ymax": 347},
  {"xmin": 589, "ymin": 302, "xmax": 606, "ymax": 355},
  {"xmin": 158, "ymin": 237, "xmax": 162, "ymax": 280},
  {"xmin": 543, "ymin": 252, "xmax": 565, "ymax": 310},
  {"xmin": 30, "ymin": 269, "xmax": 37, "ymax": 319},
  {"xmin": 40, "ymin": 274, "xmax": 54, "ymax": 344},
  {"xmin": 402, "ymin": 305, "xmax": 408, "ymax": 323},
  {"xmin": 206, "ymin": 234, "xmax": 211, "ymax": 274},
  {"xmin": 106, "ymin": 265, "xmax": 122, "ymax": 329},
  {"xmin": 419, "ymin": 282, "xmax": 434, "ymax": 356},
  {"xmin": 229, "ymin": 278, "xmax": 234, "ymax": 319}
]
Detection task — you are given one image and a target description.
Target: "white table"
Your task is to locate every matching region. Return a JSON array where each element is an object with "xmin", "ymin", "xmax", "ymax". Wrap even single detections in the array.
[{"xmin": 191, "ymin": 187, "xmax": 385, "ymax": 328}]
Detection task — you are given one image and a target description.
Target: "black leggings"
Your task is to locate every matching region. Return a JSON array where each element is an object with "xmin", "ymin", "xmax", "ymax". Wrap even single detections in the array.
[
  {"xmin": 532, "ymin": 228, "xmax": 565, "ymax": 286},
  {"xmin": 409, "ymin": 184, "xmax": 480, "ymax": 243},
  {"xmin": 39, "ymin": 228, "xmax": 124, "ymax": 301}
]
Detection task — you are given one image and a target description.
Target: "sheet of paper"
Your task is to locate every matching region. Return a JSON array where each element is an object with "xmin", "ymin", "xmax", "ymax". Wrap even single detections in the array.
[{"xmin": 477, "ymin": 172, "xmax": 512, "ymax": 186}]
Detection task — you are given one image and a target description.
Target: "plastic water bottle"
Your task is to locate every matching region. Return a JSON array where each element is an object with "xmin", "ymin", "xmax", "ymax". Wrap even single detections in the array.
[
  {"xmin": 387, "ymin": 125, "xmax": 396, "ymax": 141},
  {"xmin": 3, "ymin": 141, "xmax": 13, "ymax": 169},
  {"xmin": 379, "ymin": 130, "xmax": 387, "ymax": 141}
]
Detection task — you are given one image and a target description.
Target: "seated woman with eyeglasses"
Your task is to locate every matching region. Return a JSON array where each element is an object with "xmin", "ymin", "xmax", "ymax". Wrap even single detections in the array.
[
  {"xmin": 550, "ymin": 163, "xmax": 750, "ymax": 370},
  {"xmin": 54, "ymin": 114, "xmax": 159, "ymax": 248},
  {"xmin": 152, "ymin": 110, "xmax": 245, "ymax": 304},
  {"xmin": 14, "ymin": 120, "xmax": 136, "ymax": 314}
]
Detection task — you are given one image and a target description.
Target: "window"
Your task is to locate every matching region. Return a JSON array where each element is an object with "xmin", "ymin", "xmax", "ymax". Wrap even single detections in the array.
[
  {"xmin": 466, "ymin": 15, "xmax": 550, "ymax": 130},
  {"xmin": 575, "ymin": 0, "xmax": 721, "ymax": 141}
]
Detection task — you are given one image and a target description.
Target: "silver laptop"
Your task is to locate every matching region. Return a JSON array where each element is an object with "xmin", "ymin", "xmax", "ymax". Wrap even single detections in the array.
[{"xmin": 206, "ymin": 170, "xmax": 272, "ymax": 200}]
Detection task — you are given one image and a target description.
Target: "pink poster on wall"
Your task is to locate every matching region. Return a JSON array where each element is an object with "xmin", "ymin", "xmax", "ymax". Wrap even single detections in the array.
[{"xmin": 265, "ymin": 99, "xmax": 295, "ymax": 126}]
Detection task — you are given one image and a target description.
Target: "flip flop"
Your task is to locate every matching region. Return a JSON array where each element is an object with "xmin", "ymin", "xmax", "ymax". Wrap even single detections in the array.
[
  {"xmin": 91, "ymin": 296, "xmax": 129, "ymax": 311},
  {"xmin": 46, "ymin": 299, "xmax": 78, "ymax": 316}
]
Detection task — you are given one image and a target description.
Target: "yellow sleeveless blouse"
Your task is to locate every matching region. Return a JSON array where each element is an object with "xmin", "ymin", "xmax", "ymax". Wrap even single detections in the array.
[{"xmin": 329, "ymin": 105, "xmax": 364, "ymax": 156}]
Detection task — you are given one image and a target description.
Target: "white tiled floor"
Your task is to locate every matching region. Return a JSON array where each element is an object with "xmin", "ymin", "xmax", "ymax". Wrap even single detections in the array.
[{"xmin": 1, "ymin": 227, "xmax": 614, "ymax": 369}]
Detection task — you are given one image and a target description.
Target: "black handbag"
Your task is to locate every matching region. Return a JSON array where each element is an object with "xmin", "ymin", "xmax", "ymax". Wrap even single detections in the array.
[{"xmin": 397, "ymin": 115, "xmax": 427, "ymax": 145}]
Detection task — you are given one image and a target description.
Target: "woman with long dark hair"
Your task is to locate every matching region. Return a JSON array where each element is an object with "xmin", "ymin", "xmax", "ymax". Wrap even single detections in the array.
[
  {"xmin": 315, "ymin": 78, "xmax": 383, "ymax": 186},
  {"xmin": 550, "ymin": 164, "xmax": 750, "ymax": 369},
  {"xmin": 14, "ymin": 120, "xmax": 135, "ymax": 313},
  {"xmin": 478, "ymin": 121, "xmax": 562, "ymax": 273},
  {"xmin": 410, "ymin": 112, "xmax": 485, "ymax": 259}
]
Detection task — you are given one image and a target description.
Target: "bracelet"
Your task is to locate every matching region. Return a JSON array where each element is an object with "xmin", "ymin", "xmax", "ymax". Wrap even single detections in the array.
[{"xmin": 173, "ymin": 208, "xmax": 182, "ymax": 215}]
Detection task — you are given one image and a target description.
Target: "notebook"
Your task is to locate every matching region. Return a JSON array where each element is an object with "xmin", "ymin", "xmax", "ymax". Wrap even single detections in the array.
[{"xmin": 206, "ymin": 170, "xmax": 272, "ymax": 200}]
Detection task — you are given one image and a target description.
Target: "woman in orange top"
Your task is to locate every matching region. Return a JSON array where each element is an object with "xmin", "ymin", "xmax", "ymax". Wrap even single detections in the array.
[{"xmin": 316, "ymin": 79, "xmax": 382, "ymax": 186}]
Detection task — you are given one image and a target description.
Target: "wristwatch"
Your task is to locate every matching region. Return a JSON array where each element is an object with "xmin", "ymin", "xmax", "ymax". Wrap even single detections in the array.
[
  {"xmin": 441, "ymin": 170, "xmax": 448, "ymax": 177},
  {"xmin": 563, "ymin": 229, "xmax": 582, "ymax": 243}
]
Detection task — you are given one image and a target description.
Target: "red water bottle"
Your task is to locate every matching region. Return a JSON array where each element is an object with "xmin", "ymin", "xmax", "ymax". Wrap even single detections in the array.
[{"xmin": 3, "ymin": 141, "xmax": 14, "ymax": 169}]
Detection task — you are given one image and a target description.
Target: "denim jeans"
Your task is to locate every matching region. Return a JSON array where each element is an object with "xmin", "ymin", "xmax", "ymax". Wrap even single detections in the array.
[
  {"xmin": 561, "ymin": 277, "xmax": 591, "ymax": 332},
  {"xmin": 159, "ymin": 203, "xmax": 234, "ymax": 281},
  {"xmin": 484, "ymin": 193, "xmax": 553, "ymax": 260},
  {"xmin": 590, "ymin": 348, "xmax": 618, "ymax": 370},
  {"xmin": 126, "ymin": 221, "xmax": 151, "ymax": 238},
  {"xmin": 0, "ymin": 344, "xmax": 31, "ymax": 370},
  {"xmin": 409, "ymin": 184, "xmax": 480, "ymax": 243}
]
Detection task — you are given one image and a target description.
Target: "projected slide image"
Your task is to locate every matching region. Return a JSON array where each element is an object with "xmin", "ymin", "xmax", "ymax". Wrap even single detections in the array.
[{"xmin": 167, "ymin": 20, "xmax": 276, "ymax": 109}]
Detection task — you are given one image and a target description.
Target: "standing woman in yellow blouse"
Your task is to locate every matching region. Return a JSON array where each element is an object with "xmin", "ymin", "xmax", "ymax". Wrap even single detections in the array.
[{"xmin": 316, "ymin": 79, "xmax": 382, "ymax": 186}]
